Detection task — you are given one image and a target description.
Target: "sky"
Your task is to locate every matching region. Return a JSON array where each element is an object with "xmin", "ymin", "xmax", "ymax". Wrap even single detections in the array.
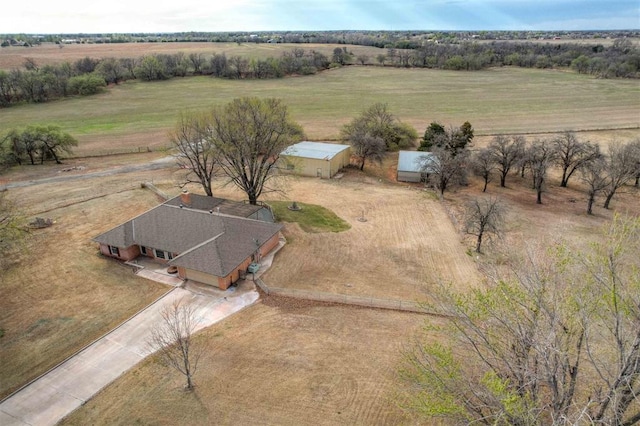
[{"xmin": 1, "ymin": 0, "xmax": 638, "ymax": 34}]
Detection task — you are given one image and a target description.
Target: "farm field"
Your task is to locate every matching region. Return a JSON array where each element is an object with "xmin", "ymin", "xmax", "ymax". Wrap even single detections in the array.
[
  {"xmin": 0, "ymin": 66, "xmax": 638, "ymax": 157},
  {"xmin": 1, "ymin": 58, "xmax": 638, "ymax": 422},
  {"xmin": 0, "ymin": 42, "xmax": 387, "ymax": 70}
]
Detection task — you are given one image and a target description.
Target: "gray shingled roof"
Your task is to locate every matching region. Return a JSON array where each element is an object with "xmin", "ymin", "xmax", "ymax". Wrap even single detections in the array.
[
  {"xmin": 164, "ymin": 194, "xmax": 264, "ymax": 218},
  {"xmin": 93, "ymin": 204, "xmax": 282, "ymax": 277}
]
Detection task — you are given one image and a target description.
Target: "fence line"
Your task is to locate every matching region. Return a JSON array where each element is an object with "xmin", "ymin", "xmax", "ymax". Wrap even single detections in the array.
[
  {"xmin": 70, "ymin": 145, "xmax": 173, "ymax": 159},
  {"xmin": 255, "ymin": 278, "xmax": 432, "ymax": 315}
]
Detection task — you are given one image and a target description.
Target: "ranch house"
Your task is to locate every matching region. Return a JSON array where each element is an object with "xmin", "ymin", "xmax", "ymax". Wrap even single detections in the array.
[
  {"xmin": 93, "ymin": 191, "xmax": 282, "ymax": 290},
  {"xmin": 281, "ymin": 141, "xmax": 351, "ymax": 179},
  {"xmin": 396, "ymin": 151, "xmax": 437, "ymax": 183}
]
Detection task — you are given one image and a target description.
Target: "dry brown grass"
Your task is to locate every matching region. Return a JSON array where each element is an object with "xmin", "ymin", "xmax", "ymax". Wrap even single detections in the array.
[
  {"xmin": 0, "ymin": 169, "xmax": 171, "ymax": 398},
  {"xmin": 60, "ymin": 299, "xmax": 428, "ymax": 426},
  {"xmin": 0, "ymin": 42, "xmax": 385, "ymax": 70}
]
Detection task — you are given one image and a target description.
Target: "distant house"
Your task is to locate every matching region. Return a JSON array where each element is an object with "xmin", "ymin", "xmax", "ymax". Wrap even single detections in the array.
[
  {"xmin": 93, "ymin": 192, "xmax": 282, "ymax": 290},
  {"xmin": 281, "ymin": 141, "xmax": 351, "ymax": 179},
  {"xmin": 396, "ymin": 151, "xmax": 436, "ymax": 182}
]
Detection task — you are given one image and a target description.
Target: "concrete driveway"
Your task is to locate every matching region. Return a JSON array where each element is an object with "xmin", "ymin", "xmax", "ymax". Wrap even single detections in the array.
[{"xmin": 0, "ymin": 284, "xmax": 259, "ymax": 426}]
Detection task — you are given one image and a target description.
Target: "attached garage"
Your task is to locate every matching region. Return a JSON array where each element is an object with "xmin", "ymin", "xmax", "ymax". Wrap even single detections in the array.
[{"xmin": 281, "ymin": 141, "xmax": 351, "ymax": 179}]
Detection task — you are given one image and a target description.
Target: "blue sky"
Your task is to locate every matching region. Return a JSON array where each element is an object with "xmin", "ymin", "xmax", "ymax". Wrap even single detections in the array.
[{"xmin": 2, "ymin": 0, "xmax": 638, "ymax": 34}]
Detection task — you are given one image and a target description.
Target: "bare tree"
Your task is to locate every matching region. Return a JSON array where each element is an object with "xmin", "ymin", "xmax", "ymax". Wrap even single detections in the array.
[
  {"xmin": 421, "ymin": 148, "xmax": 468, "ymax": 198},
  {"xmin": 580, "ymin": 157, "xmax": 609, "ymax": 215},
  {"xmin": 603, "ymin": 141, "xmax": 637, "ymax": 209},
  {"xmin": 487, "ymin": 135, "xmax": 525, "ymax": 188},
  {"xmin": 349, "ymin": 132, "xmax": 386, "ymax": 171},
  {"xmin": 210, "ymin": 97, "xmax": 304, "ymax": 205},
  {"xmin": 148, "ymin": 299, "xmax": 204, "ymax": 390},
  {"xmin": 463, "ymin": 196, "xmax": 506, "ymax": 253},
  {"xmin": 471, "ymin": 147, "xmax": 496, "ymax": 192},
  {"xmin": 400, "ymin": 215, "xmax": 640, "ymax": 425},
  {"xmin": 527, "ymin": 140, "xmax": 556, "ymax": 204},
  {"xmin": 188, "ymin": 53, "xmax": 205, "ymax": 75},
  {"xmin": 170, "ymin": 111, "xmax": 218, "ymax": 197},
  {"xmin": 552, "ymin": 132, "xmax": 602, "ymax": 188},
  {"xmin": 356, "ymin": 54, "xmax": 369, "ymax": 65}
]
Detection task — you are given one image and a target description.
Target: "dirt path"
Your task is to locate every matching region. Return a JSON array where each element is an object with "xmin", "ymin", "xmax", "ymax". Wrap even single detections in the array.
[{"xmin": 0, "ymin": 156, "xmax": 175, "ymax": 190}]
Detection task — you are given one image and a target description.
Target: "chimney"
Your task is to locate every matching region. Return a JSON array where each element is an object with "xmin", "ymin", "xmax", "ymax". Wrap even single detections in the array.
[{"xmin": 180, "ymin": 190, "xmax": 191, "ymax": 207}]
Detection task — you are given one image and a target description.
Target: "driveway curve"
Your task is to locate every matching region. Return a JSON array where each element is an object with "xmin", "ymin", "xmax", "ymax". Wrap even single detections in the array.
[{"xmin": 0, "ymin": 285, "xmax": 259, "ymax": 426}]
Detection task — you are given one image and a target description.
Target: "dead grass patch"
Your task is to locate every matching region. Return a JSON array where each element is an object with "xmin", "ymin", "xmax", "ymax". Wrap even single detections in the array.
[{"xmin": 60, "ymin": 301, "xmax": 428, "ymax": 426}]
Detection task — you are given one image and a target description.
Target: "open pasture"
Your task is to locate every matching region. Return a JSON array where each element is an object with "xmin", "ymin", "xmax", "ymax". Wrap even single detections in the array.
[{"xmin": 0, "ymin": 66, "xmax": 638, "ymax": 157}]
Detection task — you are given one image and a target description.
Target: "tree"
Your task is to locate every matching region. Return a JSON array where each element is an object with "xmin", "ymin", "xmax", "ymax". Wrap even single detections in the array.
[
  {"xmin": 463, "ymin": 196, "xmax": 506, "ymax": 253},
  {"xmin": 603, "ymin": 141, "xmax": 637, "ymax": 209},
  {"xmin": 579, "ymin": 156, "xmax": 609, "ymax": 215},
  {"xmin": 419, "ymin": 121, "xmax": 474, "ymax": 156},
  {"xmin": 421, "ymin": 147, "xmax": 468, "ymax": 198},
  {"xmin": 188, "ymin": 52, "xmax": 205, "ymax": 75},
  {"xmin": 148, "ymin": 299, "xmax": 204, "ymax": 390},
  {"xmin": 6, "ymin": 126, "xmax": 77, "ymax": 165},
  {"xmin": 552, "ymin": 132, "xmax": 601, "ymax": 188},
  {"xmin": 349, "ymin": 132, "xmax": 386, "ymax": 171},
  {"xmin": 67, "ymin": 73, "xmax": 106, "ymax": 96},
  {"xmin": 356, "ymin": 54, "xmax": 369, "ymax": 65},
  {"xmin": 134, "ymin": 55, "xmax": 168, "ymax": 81},
  {"xmin": 170, "ymin": 111, "xmax": 219, "ymax": 196},
  {"xmin": 209, "ymin": 97, "xmax": 304, "ymax": 205},
  {"xmin": 527, "ymin": 140, "xmax": 555, "ymax": 204},
  {"xmin": 342, "ymin": 103, "xmax": 417, "ymax": 152},
  {"xmin": 400, "ymin": 215, "xmax": 640, "ymax": 425},
  {"xmin": 95, "ymin": 58, "xmax": 125, "ymax": 84},
  {"xmin": 487, "ymin": 135, "xmax": 525, "ymax": 188},
  {"xmin": 471, "ymin": 147, "xmax": 495, "ymax": 192}
]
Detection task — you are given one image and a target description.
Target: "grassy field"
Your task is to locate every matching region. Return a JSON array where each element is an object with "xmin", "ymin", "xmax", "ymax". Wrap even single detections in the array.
[
  {"xmin": 270, "ymin": 200, "xmax": 351, "ymax": 233},
  {"xmin": 0, "ymin": 66, "xmax": 638, "ymax": 156}
]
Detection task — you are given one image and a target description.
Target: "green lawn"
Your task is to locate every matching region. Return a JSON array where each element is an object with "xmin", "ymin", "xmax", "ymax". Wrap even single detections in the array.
[
  {"xmin": 270, "ymin": 200, "xmax": 351, "ymax": 233},
  {"xmin": 0, "ymin": 67, "xmax": 638, "ymax": 152}
]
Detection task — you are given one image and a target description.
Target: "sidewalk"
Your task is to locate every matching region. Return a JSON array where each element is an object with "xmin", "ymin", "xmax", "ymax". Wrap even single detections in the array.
[{"xmin": 0, "ymin": 285, "xmax": 259, "ymax": 426}]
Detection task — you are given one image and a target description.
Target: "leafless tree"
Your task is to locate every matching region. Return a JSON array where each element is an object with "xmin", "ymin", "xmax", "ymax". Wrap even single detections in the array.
[
  {"xmin": 170, "ymin": 111, "xmax": 219, "ymax": 197},
  {"xmin": 188, "ymin": 53, "xmax": 205, "ymax": 75},
  {"xmin": 210, "ymin": 97, "xmax": 304, "ymax": 205},
  {"xmin": 603, "ymin": 141, "xmax": 638, "ymax": 209},
  {"xmin": 552, "ymin": 132, "xmax": 602, "ymax": 188},
  {"xmin": 463, "ymin": 196, "xmax": 506, "ymax": 253},
  {"xmin": 580, "ymin": 157, "xmax": 609, "ymax": 215},
  {"xmin": 349, "ymin": 131, "xmax": 386, "ymax": 171},
  {"xmin": 527, "ymin": 139, "xmax": 556, "ymax": 204},
  {"xmin": 486, "ymin": 135, "xmax": 526, "ymax": 188},
  {"xmin": 421, "ymin": 148, "xmax": 468, "ymax": 198},
  {"xmin": 148, "ymin": 299, "xmax": 204, "ymax": 390},
  {"xmin": 471, "ymin": 147, "xmax": 496, "ymax": 192},
  {"xmin": 628, "ymin": 139, "xmax": 640, "ymax": 187},
  {"xmin": 356, "ymin": 54, "xmax": 369, "ymax": 65},
  {"xmin": 401, "ymin": 215, "xmax": 640, "ymax": 425}
]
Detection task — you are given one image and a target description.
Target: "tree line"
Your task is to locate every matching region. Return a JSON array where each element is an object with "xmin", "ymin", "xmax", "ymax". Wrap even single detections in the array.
[
  {"xmin": 2, "ymin": 35, "xmax": 638, "ymax": 108},
  {"xmin": 0, "ymin": 48, "xmax": 334, "ymax": 107}
]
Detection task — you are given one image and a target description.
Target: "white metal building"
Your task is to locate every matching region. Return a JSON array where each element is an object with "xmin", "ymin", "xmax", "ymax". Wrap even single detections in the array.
[
  {"xmin": 281, "ymin": 141, "xmax": 352, "ymax": 179},
  {"xmin": 396, "ymin": 151, "xmax": 436, "ymax": 182}
]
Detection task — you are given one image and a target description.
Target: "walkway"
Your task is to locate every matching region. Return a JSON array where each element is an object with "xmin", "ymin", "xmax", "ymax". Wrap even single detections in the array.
[{"xmin": 0, "ymin": 283, "xmax": 259, "ymax": 426}]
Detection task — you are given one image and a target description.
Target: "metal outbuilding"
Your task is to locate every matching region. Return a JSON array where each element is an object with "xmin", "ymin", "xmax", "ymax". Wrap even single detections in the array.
[
  {"xmin": 396, "ymin": 151, "xmax": 436, "ymax": 182},
  {"xmin": 281, "ymin": 141, "xmax": 352, "ymax": 179}
]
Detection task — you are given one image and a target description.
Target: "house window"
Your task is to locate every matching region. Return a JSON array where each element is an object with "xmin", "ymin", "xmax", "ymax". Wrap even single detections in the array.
[
  {"xmin": 140, "ymin": 246, "xmax": 147, "ymax": 255},
  {"xmin": 109, "ymin": 246, "xmax": 120, "ymax": 256},
  {"xmin": 155, "ymin": 249, "xmax": 165, "ymax": 259},
  {"xmin": 168, "ymin": 252, "xmax": 174, "ymax": 260}
]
